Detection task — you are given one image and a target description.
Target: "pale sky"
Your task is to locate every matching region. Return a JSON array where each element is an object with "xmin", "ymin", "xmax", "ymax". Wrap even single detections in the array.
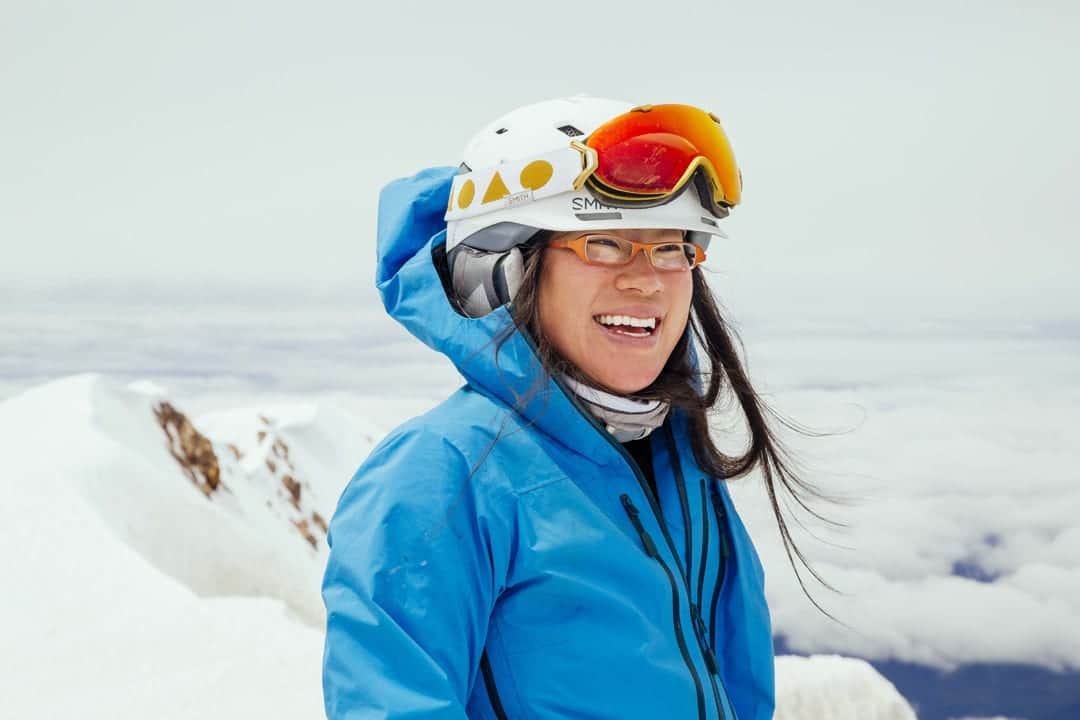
[{"xmin": 2, "ymin": 0, "xmax": 1077, "ymax": 312}]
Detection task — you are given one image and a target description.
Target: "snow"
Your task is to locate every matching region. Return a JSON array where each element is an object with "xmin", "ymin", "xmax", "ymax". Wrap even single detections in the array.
[
  {"xmin": 774, "ymin": 655, "xmax": 916, "ymax": 720},
  {"xmin": 0, "ymin": 374, "xmax": 375, "ymax": 717},
  {"xmin": 0, "ymin": 372, "xmax": 915, "ymax": 718}
]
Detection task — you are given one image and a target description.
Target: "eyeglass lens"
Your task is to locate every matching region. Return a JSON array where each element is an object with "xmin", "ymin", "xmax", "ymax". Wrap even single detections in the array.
[{"xmin": 584, "ymin": 236, "xmax": 697, "ymax": 270}]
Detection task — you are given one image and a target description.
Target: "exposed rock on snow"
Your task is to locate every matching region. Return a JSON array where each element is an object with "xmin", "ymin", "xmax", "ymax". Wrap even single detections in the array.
[
  {"xmin": 154, "ymin": 400, "xmax": 221, "ymax": 496},
  {"xmin": 0, "ymin": 373, "xmax": 376, "ymax": 627},
  {"xmin": 152, "ymin": 395, "xmax": 334, "ymax": 552},
  {"xmin": 0, "ymin": 375, "xmax": 340, "ymax": 718}
]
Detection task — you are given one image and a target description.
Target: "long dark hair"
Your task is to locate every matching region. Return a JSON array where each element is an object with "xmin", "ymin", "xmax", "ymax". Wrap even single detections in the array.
[{"xmin": 503, "ymin": 236, "xmax": 842, "ymax": 617}]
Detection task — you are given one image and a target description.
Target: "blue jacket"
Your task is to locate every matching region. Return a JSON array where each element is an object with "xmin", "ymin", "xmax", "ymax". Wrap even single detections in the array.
[{"xmin": 322, "ymin": 166, "xmax": 775, "ymax": 720}]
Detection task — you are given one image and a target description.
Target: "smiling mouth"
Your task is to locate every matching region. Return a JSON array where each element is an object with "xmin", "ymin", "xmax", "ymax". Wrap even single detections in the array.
[{"xmin": 593, "ymin": 314, "xmax": 661, "ymax": 337}]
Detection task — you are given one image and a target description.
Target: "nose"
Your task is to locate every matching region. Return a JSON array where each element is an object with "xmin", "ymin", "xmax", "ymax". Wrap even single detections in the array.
[{"xmin": 614, "ymin": 248, "xmax": 664, "ymax": 295}]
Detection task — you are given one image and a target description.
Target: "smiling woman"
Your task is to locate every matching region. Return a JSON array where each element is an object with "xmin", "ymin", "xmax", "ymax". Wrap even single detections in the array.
[
  {"xmin": 538, "ymin": 228, "xmax": 694, "ymax": 394},
  {"xmin": 322, "ymin": 96, "xmax": 831, "ymax": 720}
]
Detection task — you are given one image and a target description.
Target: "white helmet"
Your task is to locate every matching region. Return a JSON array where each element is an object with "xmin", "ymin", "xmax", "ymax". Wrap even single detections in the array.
[{"xmin": 445, "ymin": 95, "xmax": 733, "ymax": 317}]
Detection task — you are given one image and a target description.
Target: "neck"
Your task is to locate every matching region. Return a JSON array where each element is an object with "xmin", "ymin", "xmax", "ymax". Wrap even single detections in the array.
[{"xmin": 560, "ymin": 375, "xmax": 670, "ymax": 442}]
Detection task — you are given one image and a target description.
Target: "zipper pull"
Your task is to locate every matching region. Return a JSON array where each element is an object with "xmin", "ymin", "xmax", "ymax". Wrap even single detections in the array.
[
  {"xmin": 620, "ymin": 494, "xmax": 659, "ymax": 558},
  {"xmin": 708, "ymin": 485, "xmax": 725, "ymax": 518},
  {"xmin": 702, "ymin": 643, "xmax": 720, "ymax": 675},
  {"xmin": 709, "ymin": 485, "xmax": 731, "ymax": 558},
  {"xmin": 690, "ymin": 604, "xmax": 721, "ymax": 675}
]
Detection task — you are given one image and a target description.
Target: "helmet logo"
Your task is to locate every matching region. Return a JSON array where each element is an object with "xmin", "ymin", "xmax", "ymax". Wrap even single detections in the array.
[
  {"xmin": 519, "ymin": 160, "xmax": 554, "ymax": 191},
  {"xmin": 451, "ymin": 159, "xmax": 557, "ymax": 211},
  {"xmin": 445, "ymin": 147, "xmax": 585, "ymax": 222},
  {"xmin": 571, "ymin": 197, "xmax": 618, "ymax": 212},
  {"xmin": 456, "ymin": 179, "xmax": 476, "ymax": 209},
  {"xmin": 482, "ymin": 171, "xmax": 511, "ymax": 204}
]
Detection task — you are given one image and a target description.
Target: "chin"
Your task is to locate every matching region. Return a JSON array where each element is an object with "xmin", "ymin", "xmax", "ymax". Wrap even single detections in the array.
[{"xmin": 595, "ymin": 368, "xmax": 663, "ymax": 395}]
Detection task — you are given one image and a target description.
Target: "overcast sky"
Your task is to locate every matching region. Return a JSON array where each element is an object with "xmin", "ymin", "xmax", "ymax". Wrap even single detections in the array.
[{"xmin": 2, "ymin": 0, "xmax": 1077, "ymax": 312}]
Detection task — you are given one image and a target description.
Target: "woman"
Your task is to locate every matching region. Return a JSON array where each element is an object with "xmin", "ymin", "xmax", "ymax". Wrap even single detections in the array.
[{"xmin": 323, "ymin": 97, "xmax": 821, "ymax": 720}]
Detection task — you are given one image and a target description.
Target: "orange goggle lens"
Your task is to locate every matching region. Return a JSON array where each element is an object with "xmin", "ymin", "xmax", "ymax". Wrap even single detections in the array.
[{"xmin": 585, "ymin": 104, "xmax": 741, "ymax": 213}]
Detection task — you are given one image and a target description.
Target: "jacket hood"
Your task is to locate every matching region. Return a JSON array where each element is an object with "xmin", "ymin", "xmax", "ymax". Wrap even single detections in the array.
[{"xmin": 375, "ymin": 166, "xmax": 627, "ymax": 466}]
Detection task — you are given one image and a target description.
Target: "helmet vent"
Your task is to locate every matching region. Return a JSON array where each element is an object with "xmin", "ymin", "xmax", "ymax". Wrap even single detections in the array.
[
  {"xmin": 495, "ymin": 127, "xmax": 508, "ymax": 135},
  {"xmin": 557, "ymin": 124, "xmax": 584, "ymax": 137}
]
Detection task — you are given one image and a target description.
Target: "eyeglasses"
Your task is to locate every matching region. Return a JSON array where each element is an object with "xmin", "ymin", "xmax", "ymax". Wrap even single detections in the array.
[{"xmin": 547, "ymin": 234, "xmax": 705, "ymax": 271}]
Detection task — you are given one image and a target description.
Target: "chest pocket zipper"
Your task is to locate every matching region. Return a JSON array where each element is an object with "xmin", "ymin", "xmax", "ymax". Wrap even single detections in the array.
[
  {"xmin": 707, "ymin": 482, "xmax": 732, "ymax": 654},
  {"xmin": 622, "ymin": 494, "xmax": 729, "ymax": 720}
]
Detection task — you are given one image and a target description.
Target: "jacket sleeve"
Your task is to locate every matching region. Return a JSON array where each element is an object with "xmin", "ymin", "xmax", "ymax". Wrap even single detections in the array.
[{"xmin": 322, "ymin": 426, "xmax": 508, "ymax": 719}]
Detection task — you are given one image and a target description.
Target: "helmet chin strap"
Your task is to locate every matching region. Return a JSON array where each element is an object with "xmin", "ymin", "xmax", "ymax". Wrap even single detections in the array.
[{"xmin": 560, "ymin": 375, "xmax": 670, "ymax": 442}]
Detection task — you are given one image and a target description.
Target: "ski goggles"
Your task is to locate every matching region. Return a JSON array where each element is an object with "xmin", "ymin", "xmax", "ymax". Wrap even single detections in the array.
[
  {"xmin": 582, "ymin": 103, "xmax": 741, "ymax": 216},
  {"xmin": 445, "ymin": 104, "xmax": 741, "ymax": 223}
]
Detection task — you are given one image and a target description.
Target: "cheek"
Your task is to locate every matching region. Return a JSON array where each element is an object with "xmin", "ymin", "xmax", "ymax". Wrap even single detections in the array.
[
  {"xmin": 667, "ymin": 275, "xmax": 694, "ymax": 334},
  {"xmin": 537, "ymin": 256, "xmax": 576, "ymax": 347},
  {"xmin": 537, "ymin": 254, "xmax": 599, "ymax": 351}
]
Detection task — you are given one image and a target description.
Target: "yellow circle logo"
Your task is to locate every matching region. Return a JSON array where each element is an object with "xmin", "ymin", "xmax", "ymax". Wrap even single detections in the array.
[
  {"xmin": 457, "ymin": 179, "xmax": 476, "ymax": 209},
  {"xmin": 519, "ymin": 160, "xmax": 554, "ymax": 191}
]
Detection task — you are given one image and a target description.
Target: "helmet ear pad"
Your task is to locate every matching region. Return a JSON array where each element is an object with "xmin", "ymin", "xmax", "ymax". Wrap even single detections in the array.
[{"xmin": 447, "ymin": 244, "xmax": 525, "ymax": 318}]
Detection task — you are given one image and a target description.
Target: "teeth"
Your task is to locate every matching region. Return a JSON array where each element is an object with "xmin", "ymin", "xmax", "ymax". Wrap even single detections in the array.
[{"xmin": 595, "ymin": 314, "xmax": 657, "ymax": 329}]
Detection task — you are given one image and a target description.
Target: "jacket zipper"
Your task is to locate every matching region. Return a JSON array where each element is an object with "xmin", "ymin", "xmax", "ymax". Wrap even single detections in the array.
[
  {"xmin": 664, "ymin": 428, "xmax": 695, "ymax": 594},
  {"xmin": 707, "ymin": 482, "xmax": 732, "ymax": 653},
  {"xmin": 697, "ymin": 477, "xmax": 710, "ymax": 608},
  {"xmin": 663, "ymin": 427, "xmax": 727, "ymax": 720},
  {"xmin": 544, "ymin": 371, "xmax": 727, "ymax": 719},
  {"xmin": 480, "ymin": 651, "xmax": 509, "ymax": 720},
  {"xmin": 695, "ymin": 478, "xmax": 729, "ymax": 716},
  {"xmin": 621, "ymin": 494, "xmax": 707, "ymax": 720}
]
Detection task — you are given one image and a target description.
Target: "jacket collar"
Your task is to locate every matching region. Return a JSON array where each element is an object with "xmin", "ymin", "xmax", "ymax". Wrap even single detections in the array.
[{"xmin": 376, "ymin": 166, "xmax": 631, "ymax": 467}]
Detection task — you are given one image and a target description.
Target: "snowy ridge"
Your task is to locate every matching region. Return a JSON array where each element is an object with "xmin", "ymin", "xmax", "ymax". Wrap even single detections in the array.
[
  {"xmin": 7, "ymin": 373, "xmax": 377, "ymax": 625},
  {"xmin": 0, "ymin": 374, "xmax": 915, "ymax": 718},
  {"xmin": 0, "ymin": 375, "xmax": 328, "ymax": 717},
  {"xmin": 774, "ymin": 655, "xmax": 916, "ymax": 719}
]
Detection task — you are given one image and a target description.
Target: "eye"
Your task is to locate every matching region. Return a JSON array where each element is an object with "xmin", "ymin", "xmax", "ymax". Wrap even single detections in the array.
[
  {"xmin": 653, "ymin": 243, "xmax": 685, "ymax": 257},
  {"xmin": 650, "ymin": 242, "xmax": 695, "ymax": 269},
  {"xmin": 584, "ymin": 235, "xmax": 630, "ymax": 264},
  {"xmin": 588, "ymin": 236, "xmax": 621, "ymax": 248}
]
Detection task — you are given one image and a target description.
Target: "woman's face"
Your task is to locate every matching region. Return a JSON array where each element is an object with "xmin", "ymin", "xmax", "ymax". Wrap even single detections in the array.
[{"xmin": 537, "ymin": 228, "xmax": 694, "ymax": 394}]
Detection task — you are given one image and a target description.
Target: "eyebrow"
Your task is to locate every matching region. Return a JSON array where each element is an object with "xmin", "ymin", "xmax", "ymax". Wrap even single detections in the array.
[{"xmin": 633, "ymin": 230, "xmax": 685, "ymax": 243}]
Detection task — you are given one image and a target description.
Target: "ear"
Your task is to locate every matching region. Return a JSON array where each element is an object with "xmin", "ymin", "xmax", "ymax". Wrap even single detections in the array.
[
  {"xmin": 494, "ymin": 248, "xmax": 524, "ymax": 306},
  {"xmin": 448, "ymin": 245, "xmax": 524, "ymax": 318}
]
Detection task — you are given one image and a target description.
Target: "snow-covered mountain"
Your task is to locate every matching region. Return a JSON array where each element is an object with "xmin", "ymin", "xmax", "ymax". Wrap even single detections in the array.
[
  {"xmin": 0, "ymin": 373, "xmax": 915, "ymax": 718},
  {"xmin": 775, "ymin": 655, "xmax": 916, "ymax": 720}
]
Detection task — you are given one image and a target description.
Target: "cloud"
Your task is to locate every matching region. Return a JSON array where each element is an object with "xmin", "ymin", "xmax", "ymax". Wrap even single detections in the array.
[{"xmin": 721, "ymin": 314, "xmax": 1080, "ymax": 671}]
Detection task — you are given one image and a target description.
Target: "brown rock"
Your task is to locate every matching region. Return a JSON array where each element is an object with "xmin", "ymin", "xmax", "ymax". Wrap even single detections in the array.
[
  {"xmin": 154, "ymin": 402, "xmax": 220, "ymax": 497},
  {"xmin": 292, "ymin": 518, "xmax": 317, "ymax": 549},
  {"xmin": 272, "ymin": 437, "xmax": 290, "ymax": 461},
  {"xmin": 282, "ymin": 474, "xmax": 301, "ymax": 509}
]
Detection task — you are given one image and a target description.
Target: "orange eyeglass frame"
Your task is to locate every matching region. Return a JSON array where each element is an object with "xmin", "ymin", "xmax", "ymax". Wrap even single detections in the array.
[{"xmin": 547, "ymin": 234, "xmax": 706, "ymax": 270}]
